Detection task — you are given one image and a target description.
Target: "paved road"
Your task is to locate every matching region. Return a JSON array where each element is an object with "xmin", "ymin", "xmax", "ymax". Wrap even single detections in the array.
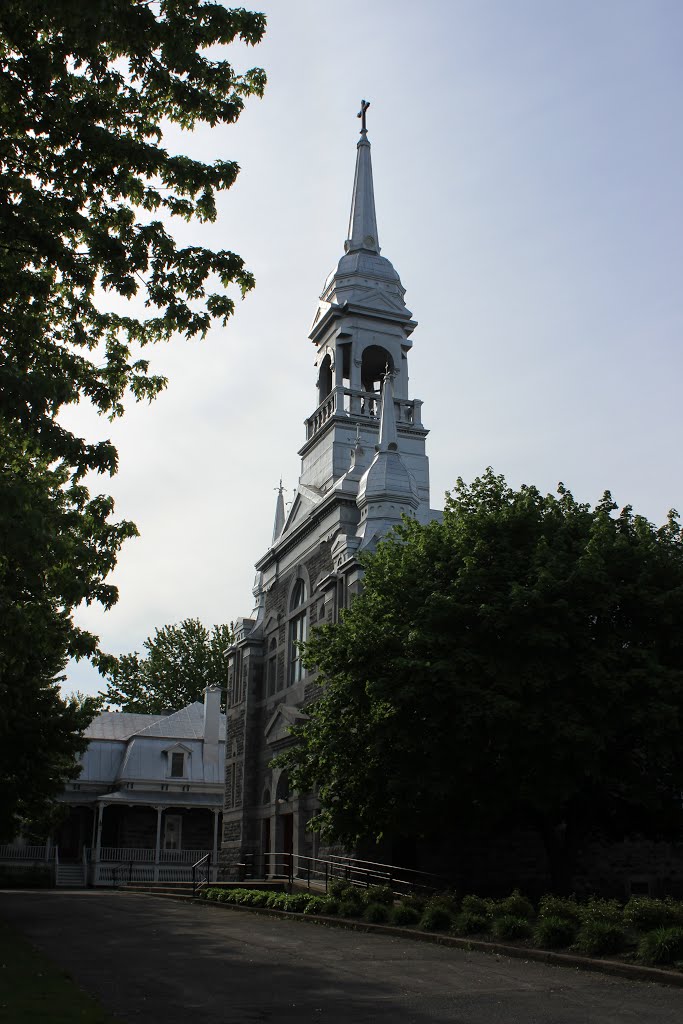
[{"xmin": 1, "ymin": 891, "xmax": 681, "ymax": 1023}]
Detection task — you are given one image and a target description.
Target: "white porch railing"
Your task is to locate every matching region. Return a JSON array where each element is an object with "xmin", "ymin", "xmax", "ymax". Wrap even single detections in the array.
[
  {"xmin": 93, "ymin": 847, "xmax": 216, "ymax": 886},
  {"xmin": 0, "ymin": 844, "xmax": 54, "ymax": 861},
  {"xmin": 98, "ymin": 847, "xmax": 210, "ymax": 863}
]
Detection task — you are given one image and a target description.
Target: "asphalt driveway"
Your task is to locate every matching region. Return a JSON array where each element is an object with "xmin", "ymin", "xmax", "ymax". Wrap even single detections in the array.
[{"xmin": 1, "ymin": 891, "xmax": 681, "ymax": 1023}]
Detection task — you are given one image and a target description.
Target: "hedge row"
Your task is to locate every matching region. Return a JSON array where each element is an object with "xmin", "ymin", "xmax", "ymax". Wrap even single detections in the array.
[{"xmin": 200, "ymin": 884, "xmax": 683, "ymax": 967}]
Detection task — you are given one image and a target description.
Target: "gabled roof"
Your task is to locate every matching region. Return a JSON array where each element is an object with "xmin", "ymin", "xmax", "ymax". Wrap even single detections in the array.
[
  {"xmin": 85, "ymin": 702, "xmax": 226, "ymax": 742},
  {"xmin": 85, "ymin": 713, "xmax": 162, "ymax": 741}
]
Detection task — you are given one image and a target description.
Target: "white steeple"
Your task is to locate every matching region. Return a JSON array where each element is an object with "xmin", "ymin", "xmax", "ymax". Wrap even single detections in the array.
[
  {"xmin": 316, "ymin": 103, "xmax": 411, "ymax": 319},
  {"xmin": 345, "ymin": 99, "xmax": 380, "ymax": 255}
]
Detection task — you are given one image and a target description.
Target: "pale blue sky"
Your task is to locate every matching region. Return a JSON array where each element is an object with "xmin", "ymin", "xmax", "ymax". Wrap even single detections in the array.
[{"xmin": 64, "ymin": 0, "xmax": 683, "ymax": 695}]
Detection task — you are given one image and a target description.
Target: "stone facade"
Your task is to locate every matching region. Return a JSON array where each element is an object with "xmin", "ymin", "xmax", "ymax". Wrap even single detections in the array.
[{"xmin": 220, "ymin": 114, "xmax": 441, "ymax": 877}]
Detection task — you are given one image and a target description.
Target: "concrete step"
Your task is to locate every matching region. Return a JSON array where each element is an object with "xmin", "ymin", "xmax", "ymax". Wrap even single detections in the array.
[{"xmin": 56, "ymin": 864, "xmax": 86, "ymax": 887}]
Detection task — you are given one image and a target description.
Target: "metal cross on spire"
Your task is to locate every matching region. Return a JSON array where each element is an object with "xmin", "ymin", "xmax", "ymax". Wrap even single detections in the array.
[{"xmin": 357, "ymin": 99, "xmax": 370, "ymax": 134}]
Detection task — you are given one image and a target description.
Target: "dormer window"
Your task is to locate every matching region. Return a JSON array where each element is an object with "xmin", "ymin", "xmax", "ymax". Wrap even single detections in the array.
[{"xmin": 164, "ymin": 743, "xmax": 191, "ymax": 780}]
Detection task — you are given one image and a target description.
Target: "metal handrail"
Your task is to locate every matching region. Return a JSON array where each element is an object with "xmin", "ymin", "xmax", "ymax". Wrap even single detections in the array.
[
  {"xmin": 262, "ymin": 851, "xmax": 447, "ymax": 897},
  {"xmin": 192, "ymin": 852, "xmax": 211, "ymax": 897}
]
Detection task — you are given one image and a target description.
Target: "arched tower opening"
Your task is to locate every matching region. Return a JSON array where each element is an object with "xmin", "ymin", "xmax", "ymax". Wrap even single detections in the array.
[
  {"xmin": 317, "ymin": 353, "xmax": 333, "ymax": 404},
  {"xmin": 361, "ymin": 345, "xmax": 393, "ymax": 393}
]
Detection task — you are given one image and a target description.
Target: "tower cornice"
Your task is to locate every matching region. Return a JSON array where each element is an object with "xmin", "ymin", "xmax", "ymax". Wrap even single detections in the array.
[{"xmin": 309, "ymin": 302, "xmax": 417, "ymax": 346}]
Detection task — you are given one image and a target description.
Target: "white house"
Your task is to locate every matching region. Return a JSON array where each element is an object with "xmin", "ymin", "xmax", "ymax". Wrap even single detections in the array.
[{"xmin": 53, "ymin": 684, "xmax": 225, "ymax": 886}]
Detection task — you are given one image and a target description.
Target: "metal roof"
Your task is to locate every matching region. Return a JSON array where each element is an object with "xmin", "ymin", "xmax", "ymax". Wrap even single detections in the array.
[{"xmin": 85, "ymin": 703, "xmax": 226, "ymax": 742}]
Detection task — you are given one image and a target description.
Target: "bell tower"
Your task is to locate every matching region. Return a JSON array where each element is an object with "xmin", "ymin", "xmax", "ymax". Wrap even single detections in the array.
[{"xmin": 296, "ymin": 100, "xmax": 430, "ymax": 520}]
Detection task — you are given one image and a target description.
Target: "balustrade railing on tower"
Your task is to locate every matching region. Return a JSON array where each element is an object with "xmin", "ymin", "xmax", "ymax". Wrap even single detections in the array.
[{"xmin": 305, "ymin": 387, "xmax": 422, "ymax": 440}]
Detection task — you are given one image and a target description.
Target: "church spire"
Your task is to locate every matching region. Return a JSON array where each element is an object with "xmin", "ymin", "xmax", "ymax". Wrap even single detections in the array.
[
  {"xmin": 345, "ymin": 99, "xmax": 380, "ymax": 255},
  {"xmin": 272, "ymin": 479, "xmax": 285, "ymax": 542}
]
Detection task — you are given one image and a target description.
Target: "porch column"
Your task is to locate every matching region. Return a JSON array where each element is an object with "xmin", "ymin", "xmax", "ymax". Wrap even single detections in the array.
[
  {"xmin": 94, "ymin": 802, "xmax": 104, "ymax": 884},
  {"xmin": 94, "ymin": 803, "xmax": 104, "ymax": 862},
  {"xmin": 212, "ymin": 809, "xmax": 220, "ymax": 882},
  {"xmin": 90, "ymin": 806, "xmax": 98, "ymax": 851},
  {"xmin": 154, "ymin": 806, "xmax": 164, "ymax": 882}
]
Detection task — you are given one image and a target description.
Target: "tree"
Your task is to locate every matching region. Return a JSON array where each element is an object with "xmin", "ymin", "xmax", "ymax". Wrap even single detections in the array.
[
  {"xmin": 0, "ymin": 429, "xmax": 130, "ymax": 836},
  {"xmin": 101, "ymin": 618, "xmax": 233, "ymax": 713},
  {"xmin": 0, "ymin": 2, "xmax": 265, "ymax": 837},
  {"xmin": 278, "ymin": 470, "xmax": 683, "ymax": 890}
]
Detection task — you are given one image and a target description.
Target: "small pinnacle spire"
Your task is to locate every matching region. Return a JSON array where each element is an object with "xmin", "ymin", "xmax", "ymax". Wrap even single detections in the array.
[
  {"xmin": 349, "ymin": 423, "xmax": 364, "ymax": 470},
  {"xmin": 345, "ymin": 99, "xmax": 380, "ymax": 255},
  {"xmin": 272, "ymin": 479, "xmax": 285, "ymax": 541},
  {"xmin": 377, "ymin": 368, "xmax": 398, "ymax": 452}
]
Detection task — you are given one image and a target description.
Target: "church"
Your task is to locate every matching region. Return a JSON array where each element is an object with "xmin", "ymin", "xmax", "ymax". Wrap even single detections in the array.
[{"xmin": 220, "ymin": 104, "xmax": 442, "ymax": 876}]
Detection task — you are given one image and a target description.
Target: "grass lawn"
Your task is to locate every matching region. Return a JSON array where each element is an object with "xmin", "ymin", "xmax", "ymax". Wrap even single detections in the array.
[{"xmin": 0, "ymin": 921, "xmax": 116, "ymax": 1023}]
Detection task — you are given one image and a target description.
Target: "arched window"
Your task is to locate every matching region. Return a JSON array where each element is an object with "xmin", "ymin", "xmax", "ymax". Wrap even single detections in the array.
[
  {"xmin": 267, "ymin": 636, "xmax": 278, "ymax": 697},
  {"xmin": 288, "ymin": 578, "xmax": 308, "ymax": 685},
  {"xmin": 276, "ymin": 770, "xmax": 290, "ymax": 803}
]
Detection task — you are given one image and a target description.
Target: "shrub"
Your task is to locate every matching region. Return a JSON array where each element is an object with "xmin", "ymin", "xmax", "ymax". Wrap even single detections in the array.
[
  {"xmin": 492, "ymin": 915, "xmax": 533, "ymax": 942},
  {"xmin": 266, "ymin": 892, "xmax": 288, "ymax": 909},
  {"xmin": 0, "ymin": 866, "xmax": 53, "ymax": 888},
  {"xmin": 637, "ymin": 926, "xmax": 683, "ymax": 966},
  {"xmin": 573, "ymin": 921, "xmax": 626, "ymax": 957},
  {"xmin": 419, "ymin": 905, "xmax": 453, "ymax": 932},
  {"xmin": 248, "ymin": 891, "xmax": 271, "ymax": 907},
  {"xmin": 322, "ymin": 899, "xmax": 339, "ymax": 916},
  {"xmin": 537, "ymin": 895, "xmax": 581, "ymax": 924},
  {"xmin": 493, "ymin": 890, "xmax": 534, "ymax": 920},
  {"xmin": 363, "ymin": 885, "xmax": 395, "ymax": 907},
  {"xmin": 363, "ymin": 902, "xmax": 390, "ymax": 924},
  {"xmin": 390, "ymin": 903, "xmax": 422, "ymax": 927},
  {"xmin": 329, "ymin": 879, "xmax": 355, "ymax": 900},
  {"xmin": 217, "ymin": 890, "xmax": 233, "ymax": 902},
  {"xmin": 534, "ymin": 915, "xmax": 578, "ymax": 950},
  {"xmin": 578, "ymin": 897, "xmax": 623, "ymax": 926},
  {"xmin": 624, "ymin": 897, "xmax": 683, "ymax": 932},
  {"xmin": 427, "ymin": 891, "xmax": 459, "ymax": 914},
  {"xmin": 452, "ymin": 911, "xmax": 488, "ymax": 936},
  {"xmin": 460, "ymin": 895, "xmax": 489, "ymax": 917},
  {"xmin": 284, "ymin": 894, "xmax": 312, "ymax": 913},
  {"xmin": 338, "ymin": 899, "xmax": 362, "ymax": 918},
  {"xmin": 303, "ymin": 896, "xmax": 328, "ymax": 915},
  {"xmin": 399, "ymin": 893, "xmax": 427, "ymax": 914}
]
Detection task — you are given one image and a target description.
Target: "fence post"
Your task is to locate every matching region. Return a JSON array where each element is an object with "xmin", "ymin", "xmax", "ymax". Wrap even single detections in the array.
[
  {"xmin": 307, "ymin": 860, "xmax": 311, "ymax": 889},
  {"xmin": 129, "ymin": 860, "xmax": 133, "ymax": 884},
  {"xmin": 325, "ymin": 862, "xmax": 328, "ymax": 893}
]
